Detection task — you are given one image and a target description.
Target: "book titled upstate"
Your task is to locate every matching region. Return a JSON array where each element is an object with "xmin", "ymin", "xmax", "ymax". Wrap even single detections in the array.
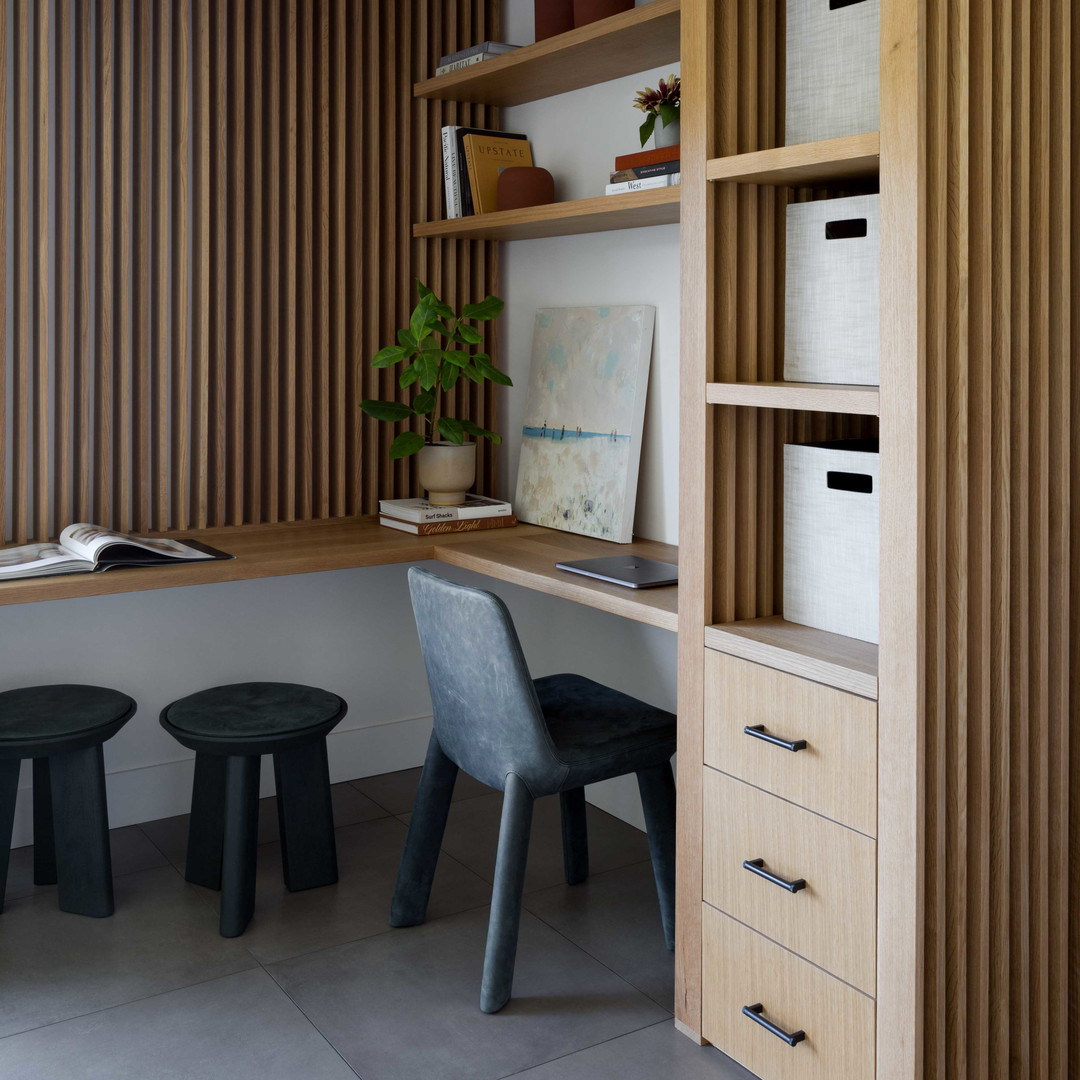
[{"xmin": 0, "ymin": 524, "xmax": 231, "ymax": 581}]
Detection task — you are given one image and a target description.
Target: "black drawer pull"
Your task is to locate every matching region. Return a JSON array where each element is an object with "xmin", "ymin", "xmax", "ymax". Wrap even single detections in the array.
[
  {"xmin": 743, "ymin": 858, "xmax": 807, "ymax": 894},
  {"xmin": 743, "ymin": 724, "xmax": 807, "ymax": 752},
  {"xmin": 742, "ymin": 1003, "xmax": 806, "ymax": 1047}
]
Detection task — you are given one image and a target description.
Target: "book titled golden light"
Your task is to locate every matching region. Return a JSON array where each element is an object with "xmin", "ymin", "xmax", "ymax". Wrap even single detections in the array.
[
  {"xmin": 462, "ymin": 134, "xmax": 534, "ymax": 215},
  {"xmin": 379, "ymin": 514, "xmax": 518, "ymax": 536}
]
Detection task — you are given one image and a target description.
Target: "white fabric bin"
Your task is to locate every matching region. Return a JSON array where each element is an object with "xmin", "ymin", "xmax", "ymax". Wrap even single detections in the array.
[
  {"xmin": 784, "ymin": 193, "xmax": 880, "ymax": 385},
  {"xmin": 786, "ymin": 0, "xmax": 880, "ymax": 146},
  {"xmin": 783, "ymin": 439, "xmax": 879, "ymax": 644}
]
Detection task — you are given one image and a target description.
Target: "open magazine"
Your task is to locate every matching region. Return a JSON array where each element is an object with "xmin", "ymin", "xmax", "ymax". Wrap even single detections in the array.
[{"xmin": 0, "ymin": 523, "xmax": 233, "ymax": 581}]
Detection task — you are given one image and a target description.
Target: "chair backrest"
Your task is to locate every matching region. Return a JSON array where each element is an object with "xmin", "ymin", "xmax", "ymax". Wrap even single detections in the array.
[{"xmin": 407, "ymin": 567, "xmax": 563, "ymax": 792}]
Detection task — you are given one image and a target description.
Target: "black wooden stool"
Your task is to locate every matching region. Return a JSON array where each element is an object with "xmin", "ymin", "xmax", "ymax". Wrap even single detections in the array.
[
  {"xmin": 0, "ymin": 684, "xmax": 136, "ymax": 918},
  {"xmin": 160, "ymin": 682, "xmax": 347, "ymax": 937}
]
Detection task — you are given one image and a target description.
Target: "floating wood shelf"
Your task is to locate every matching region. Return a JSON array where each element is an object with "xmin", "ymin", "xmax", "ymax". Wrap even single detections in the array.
[
  {"xmin": 414, "ymin": 0, "xmax": 680, "ymax": 107},
  {"xmin": 705, "ymin": 132, "xmax": 880, "ymax": 187},
  {"xmin": 704, "ymin": 616, "xmax": 879, "ymax": 699},
  {"xmin": 414, "ymin": 186, "xmax": 680, "ymax": 242},
  {"xmin": 706, "ymin": 381, "xmax": 880, "ymax": 416}
]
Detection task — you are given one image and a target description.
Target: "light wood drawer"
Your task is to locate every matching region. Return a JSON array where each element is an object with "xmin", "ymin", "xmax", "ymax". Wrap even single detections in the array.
[
  {"xmin": 704, "ymin": 649, "xmax": 877, "ymax": 835},
  {"xmin": 702, "ymin": 905, "xmax": 875, "ymax": 1080},
  {"xmin": 703, "ymin": 769, "xmax": 876, "ymax": 993}
]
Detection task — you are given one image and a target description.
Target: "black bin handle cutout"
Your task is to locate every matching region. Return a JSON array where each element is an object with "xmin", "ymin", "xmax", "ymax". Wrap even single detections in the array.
[
  {"xmin": 825, "ymin": 218, "xmax": 868, "ymax": 240},
  {"xmin": 830, "ymin": 0, "xmax": 871, "ymax": 10},
  {"xmin": 827, "ymin": 471, "xmax": 873, "ymax": 494}
]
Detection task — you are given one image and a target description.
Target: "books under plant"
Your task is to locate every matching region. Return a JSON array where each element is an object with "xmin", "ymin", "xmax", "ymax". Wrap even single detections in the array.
[
  {"xmin": 440, "ymin": 126, "xmax": 528, "ymax": 218},
  {"xmin": 605, "ymin": 173, "xmax": 680, "ymax": 195},
  {"xmin": 0, "ymin": 524, "xmax": 231, "ymax": 582},
  {"xmin": 609, "ymin": 159, "xmax": 681, "ymax": 183},
  {"xmin": 614, "ymin": 144, "xmax": 681, "ymax": 172},
  {"xmin": 439, "ymin": 41, "xmax": 520, "ymax": 64},
  {"xmin": 379, "ymin": 514, "xmax": 518, "ymax": 536},
  {"xmin": 462, "ymin": 132, "xmax": 534, "ymax": 215},
  {"xmin": 379, "ymin": 495, "xmax": 512, "ymax": 524}
]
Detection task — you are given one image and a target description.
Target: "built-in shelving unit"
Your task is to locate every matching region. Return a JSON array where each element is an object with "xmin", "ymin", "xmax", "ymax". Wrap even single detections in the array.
[
  {"xmin": 414, "ymin": 0, "xmax": 680, "ymax": 106},
  {"xmin": 414, "ymin": 186, "xmax": 680, "ymax": 242},
  {"xmin": 705, "ymin": 381, "xmax": 880, "ymax": 416},
  {"xmin": 705, "ymin": 132, "xmax": 880, "ymax": 187}
]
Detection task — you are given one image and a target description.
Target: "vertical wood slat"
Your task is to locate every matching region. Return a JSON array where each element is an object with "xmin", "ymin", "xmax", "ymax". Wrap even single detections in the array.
[
  {"xmin": 262, "ymin": 0, "xmax": 281, "ymax": 522},
  {"xmin": 244, "ymin": 0, "xmax": 263, "ymax": 525},
  {"xmin": 229, "ymin": 0, "xmax": 246, "ymax": 526},
  {"xmin": 296, "ymin": 0, "xmax": 313, "ymax": 520},
  {"xmin": 191, "ymin": 0, "xmax": 210, "ymax": 527},
  {"xmin": 13, "ymin": 0, "xmax": 31, "ymax": 543},
  {"xmin": 32, "ymin": 0, "xmax": 49, "ymax": 542},
  {"xmin": 151, "ymin": 0, "xmax": 170, "ymax": 532},
  {"xmin": 93, "ymin": 0, "xmax": 113, "ymax": 526},
  {"xmin": 209, "ymin": 0, "xmax": 228, "ymax": 526},
  {"xmin": 74, "ymin": 0, "xmax": 91, "ymax": 524},
  {"xmin": 133, "ymin": 0, "xmax": 152, "ymax": 533},
  {"xmin": 170, "ymin": 0, "xmax": 190, "ymax": 530},
  {"xmin": 281, "ymin": 0, "xmax": 297, "ymax": 520},
  {"xmin": 114, "ymin": 0, "xmax": 132, "ymax": 532}
]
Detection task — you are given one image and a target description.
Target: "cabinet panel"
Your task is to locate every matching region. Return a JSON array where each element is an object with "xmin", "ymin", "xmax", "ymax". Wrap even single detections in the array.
[
  {"xmin": 704, "ymin": 649, "xmax": 877, "ymax": 835},
  {"xmin": 703, "ymin": 768, "xmax": 876, "ymax": 993}
]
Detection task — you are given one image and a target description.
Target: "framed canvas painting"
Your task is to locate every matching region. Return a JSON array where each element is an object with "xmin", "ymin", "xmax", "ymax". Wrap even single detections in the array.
[{"xmin": 513, "ymin": 305, "xmax": 655, "ymax": 543}]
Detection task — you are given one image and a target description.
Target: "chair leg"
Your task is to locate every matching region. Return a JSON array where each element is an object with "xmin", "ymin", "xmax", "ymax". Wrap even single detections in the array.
[
  {"xmin": 32, "ymin": 758, "xmax": 57, "ymax": 886},
  {"xmin": 274, "ymin": 739, "xmax": 337, "ymax": 892},
  {"xmin": 480, "ymin": 772, "xmax": 534, "ymax": 1014},
  {"xmin": 185, "ymin": 753, "xmax": 227, "ymax": 890},
  {"xmin": 51, "ymin": 744, "xmax": 114, "ymax": 918},
  {"xmin": 219, "ymin": 755, "xmax": 260, "ymax": 937},
  {"xmin": 0, "ymin": 759, "xmax": 20, "ymax": 914},
  {"xmin": 636, "ymin": 761, "xmax": 677, "ymax": 951},
  {"xmin": 389, "ymin": 734, "xmax": 459, "ymax": 928},
  {"xmin": 559, "ymin": 787, "xmax": 589, "ymax": 885}
]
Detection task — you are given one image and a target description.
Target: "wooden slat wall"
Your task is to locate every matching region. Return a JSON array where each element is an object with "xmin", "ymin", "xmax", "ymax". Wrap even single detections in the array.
[{"xmin": 0, "ymin": 0, "xmax": 498, "ymax": 543}]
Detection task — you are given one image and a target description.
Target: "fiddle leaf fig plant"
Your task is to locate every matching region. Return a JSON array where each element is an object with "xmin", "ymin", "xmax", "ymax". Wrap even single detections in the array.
[{"xmin": 361, "ymin": 281, "xmax": 511, "ymax": 460}]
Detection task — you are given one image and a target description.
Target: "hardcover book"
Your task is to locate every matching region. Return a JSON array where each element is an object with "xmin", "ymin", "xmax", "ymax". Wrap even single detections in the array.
[
  {"xmin": 609, "ymin": 160, "xmax": 681, "ymax": 183},
  {"xmin": 379, "ymin": 515, "xmax": 518, "ymax": 536},
  {"xmin": 378, "ymin": 495, "xmax": 512, "ymax": 523},
  {"xmin": 439, "ymin": 41, "xmax": 520, "ymax": 64},
  {"xmin": 605, "ymin": 174, "xmax": 680, "ymax": 195},
  {"xmin": 462, "ymin": 133, "xmax": 534, "ymax": 215},
  {"xmin": 614, "ymin": 144, "xmax": 681, "ymax": 171},
  {"xmin": 448, "ymin": 127, "xmax": 528, "ymax": 217}
]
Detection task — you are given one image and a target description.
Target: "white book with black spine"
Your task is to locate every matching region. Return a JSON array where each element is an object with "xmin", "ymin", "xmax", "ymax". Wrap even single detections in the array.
[
  {"xmin": 378, "ymin": 495, "xmax": 512, "ymax": 524},
  {"xmin": 604, "ymin": 173, "xmax": 681, "ymax": 196}
]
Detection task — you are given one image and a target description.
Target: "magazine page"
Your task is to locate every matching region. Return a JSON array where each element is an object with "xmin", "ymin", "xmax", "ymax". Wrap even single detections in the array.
[
  {"xmin": 0, "ymin": 542, "xmax": 93, "ymax": 578},
  {"xmin": 58, "ymin": 523, "xmax": 215, "ymax": 563}
]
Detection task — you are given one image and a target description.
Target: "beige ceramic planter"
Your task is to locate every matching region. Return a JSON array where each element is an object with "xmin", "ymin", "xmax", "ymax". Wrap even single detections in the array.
[{"xmin": 416, "ymin": 441, "xmax": 477, "ymax": 505}]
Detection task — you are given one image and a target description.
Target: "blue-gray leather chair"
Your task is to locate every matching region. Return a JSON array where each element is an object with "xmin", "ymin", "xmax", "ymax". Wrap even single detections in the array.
[{"xmin": 391, "ymin": 567, "xmax": 677, "ymax": 1013}]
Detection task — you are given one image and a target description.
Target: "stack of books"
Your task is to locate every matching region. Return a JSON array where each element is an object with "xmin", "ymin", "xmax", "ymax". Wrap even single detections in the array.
[
  {"xmin": 605, "ymin": 144, "xmax": 681, "ymax": 196},
  {"xmin": 441, "ymin": 127, "xmax": 533, "ymax": 218},
  {"xmin": 435, "ymin": 41, "xmax": 519, "ymax": 77},
  {"xmin": 379, "ymin": 496, "xmax": 517, "ymax": 535}
]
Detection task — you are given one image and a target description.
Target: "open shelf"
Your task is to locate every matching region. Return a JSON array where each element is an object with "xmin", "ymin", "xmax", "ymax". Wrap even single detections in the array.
[
  {"xmin": 706, "ymin": 381, "xmax": 880, "ymax": 416},
  {"xmin": 704, "ymin": 616, "xmax": 879, "ymax": 699},
  {"xmin": 414, "ymin": 0, "xmax": 680, "ymax": 107},
  {"xmin": 414, "ymin": 186, "xmax": 680, "ymax": 241},
  {"xmin": 706, "ymin": 132, "xmax": 880, "ymax": 187}
]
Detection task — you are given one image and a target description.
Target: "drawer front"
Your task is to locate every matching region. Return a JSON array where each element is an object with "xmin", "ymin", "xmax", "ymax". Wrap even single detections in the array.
[
  {"xmin": 703, "ymin": 769, "xmax": 876, "ymax": 993},
  {"xmin": 702, "ymin": 905, "xmax": 875, "ymax": 1080},
  {"xmin": 704, "ymin": 650, "xmax": 877, "ymax": 835}
]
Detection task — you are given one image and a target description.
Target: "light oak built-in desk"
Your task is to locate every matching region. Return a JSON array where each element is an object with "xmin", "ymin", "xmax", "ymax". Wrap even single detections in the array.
[{"xmin": 0, "ymin": 519, "xmax": 678, "ymax": 632}]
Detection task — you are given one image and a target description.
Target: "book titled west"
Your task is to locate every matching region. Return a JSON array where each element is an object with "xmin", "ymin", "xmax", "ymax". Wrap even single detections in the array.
[{"xmin": 0, "ymin": 524, "xmax": 233, "ymax": 582}]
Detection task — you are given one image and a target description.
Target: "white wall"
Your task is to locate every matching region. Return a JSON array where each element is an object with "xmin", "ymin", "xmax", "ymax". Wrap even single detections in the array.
[{"xmin": 4, "ymin": 0, "xmax": 681, "ymax": 845}]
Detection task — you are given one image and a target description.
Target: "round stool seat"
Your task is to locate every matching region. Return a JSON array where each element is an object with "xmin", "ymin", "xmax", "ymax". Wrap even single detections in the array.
[
  {"xmin": 0, "ymin": 684, "xmax": 135, "ymax": 755},
  {"xmin": 161, "ymin": 682, "xmax": 346, "ymax": 755}
]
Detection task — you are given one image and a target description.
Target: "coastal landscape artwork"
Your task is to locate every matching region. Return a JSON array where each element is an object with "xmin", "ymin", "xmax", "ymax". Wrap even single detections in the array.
[{"xmin": 514, "ymin": 305, "xmax": 655, "ymax": 543}]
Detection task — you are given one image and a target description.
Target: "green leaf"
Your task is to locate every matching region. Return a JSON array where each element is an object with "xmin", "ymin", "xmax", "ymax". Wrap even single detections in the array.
[
  {"xmin": 418, "ymin": 353, "xmax": 440, "ymax": 391},
  {"xmin": 440, "ymin": 350, "xmax": 470, "ymax": 368},
  {"xmin": 410, "ymin": 300, "xmax": 437, "ymax": 343},
  {"xmin": 371, "ymin": 345, "xmax": 409, "ymax": 368},
  {"xmin": 460, "ymin": 419, "xmax": 501, "ymax": 444},
  {"xmin": 436, "ymin": 417, "xmax": 465, "ymax": 445},
  {"xmin": 462, "ymin": 295, "xmax": 505, "ymax": 321},
  {"xmin": 461, "ymin": 363, "xmax": 484, "ymax": 385},
  {"xmin": 412, "ymin": 390, "xmax": 437, "ymax": 414},
  {"xmin": 473, "ymin": 355, "xmax": 514, "ymax": 386},
  {"xmin": 389, "ymin": 431, "xmax": 427, "ymax": 459},
  {"xmin": 399, "ymin": 363, "xmax": 422, "ymax": 388},
  {"xmin": 441, "ymin": 364, "xmax": 461, "ymax": 392},
  {"xmin": 360, "ymin": 399, "xmax": 413, "ymax": 422},
  {"xmin": 456, "ymin": 324, "xmax": 483, "ymax": 345},
  {"xmin": 398, "ymin": 328, "xmax": 417, "ymax": 349},
  {"xmin": 638, "ymin": 112, "xmax": 656, "ymax": 147},
  {"xmin": 416, "ymin": 280, "xmax": 434, "ymax": 301},
  {"xmin": 659, "ymin": 102, "xmax": 679, "ymax": 127},
  {"xmin": 434, "ymin": 320, "xmax": 456, "ymax": 338}
]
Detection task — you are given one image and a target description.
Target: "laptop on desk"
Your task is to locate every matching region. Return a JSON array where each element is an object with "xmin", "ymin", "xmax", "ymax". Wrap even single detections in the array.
[{"xmin": 555, "ymin": 555, "xmax": 678, "ymax": 589}]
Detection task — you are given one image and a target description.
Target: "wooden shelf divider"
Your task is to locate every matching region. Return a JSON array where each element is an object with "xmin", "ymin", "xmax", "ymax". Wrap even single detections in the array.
[
  {"xmin": 705, "ymin": 381, "xmax": 880, "ymax": 416},
  {"xmin": 414, "ymin": 186, "xmax": 680, "ymax": 242},
  {"xmin": 705, "ymin": 132, "xmax": 880, "ymax": 187},
  {"xmin": 414, "ymin": 0, "xmax": 680, "ymax": 107}
]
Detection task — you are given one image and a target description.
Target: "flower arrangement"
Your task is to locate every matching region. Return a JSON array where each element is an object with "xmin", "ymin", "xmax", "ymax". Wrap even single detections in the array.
[{"xmin": 633, "ymin": 74, "xmax": 680, "ymax": 147}]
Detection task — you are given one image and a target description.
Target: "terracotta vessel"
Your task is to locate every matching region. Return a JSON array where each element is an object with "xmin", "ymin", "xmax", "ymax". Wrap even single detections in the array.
[
  {"xmin": 572, "ymin": 0, "xmax": 633, "ymax": 28},
  {"xmin": 534, "ymin": 0, "xmax": 574, "ymax": 40},
  {"xmin": 497, "ymin": 167, "xmax": 556, "ymax": 212}
]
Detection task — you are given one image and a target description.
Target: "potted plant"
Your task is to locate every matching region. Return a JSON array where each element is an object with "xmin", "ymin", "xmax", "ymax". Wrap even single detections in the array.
[
  {"xmin": 361, "ymin": 281, "xmax": 511, "ymax": 506},
  {"xmin": 633, "ymin": 74, "xmax": 680, "ymax": 148}
]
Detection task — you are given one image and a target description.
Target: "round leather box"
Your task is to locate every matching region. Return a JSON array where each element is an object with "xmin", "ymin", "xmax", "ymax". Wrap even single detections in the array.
[
  {"xmin": 535, "ymin": 0, "xmax": 575, "ymax": 40},
  {"xmin": 497, "ymin": 167, "xmax": 556, "ymax": 212}
]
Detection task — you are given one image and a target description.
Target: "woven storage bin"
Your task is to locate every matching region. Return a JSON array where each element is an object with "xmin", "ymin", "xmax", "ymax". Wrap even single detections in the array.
[
  {"xmin": 784, "ymin": 193, "xmax": 880, "ymax": 385},
  {"xmin": 785, "ymin": 0, "xmax": 880, "ymax": 146},
  {"xmin": 783, "ymin": 439, "xmax": 879, "ymax": 644}
]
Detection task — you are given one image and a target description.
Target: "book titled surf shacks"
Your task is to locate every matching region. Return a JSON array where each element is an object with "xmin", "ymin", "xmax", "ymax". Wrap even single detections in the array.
[{"xmin": 461, "ymin": 133, "xmax": 534, "ymax": 216}]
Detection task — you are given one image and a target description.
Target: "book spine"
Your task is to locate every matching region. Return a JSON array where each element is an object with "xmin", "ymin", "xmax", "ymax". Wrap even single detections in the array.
[
  {"xmin": 605, "ymin": 174, "xmax": 680, "ymax": 195},
  {"xmin": 614, "ymin": 144, "xmax": 681, "ymax": 171},
  {"xmin": 377, "ymin": 501, "xmax": 512, "ymax": 522},
  {"xmin": 441, "ymin": 126, "xmax": 461, "ymax": 219},
  {"xmin": 440, "ymin": 41, "xmax": 518, "ymax": 64},
  {"xmin": 462, "ymin": 136, "xmax": 479, "ymax": 217},
  {"xmin": 380, "ymin": 515, "xmax": 518, "ymax": 535},
  {"xmin": 434, "ymin": 53, "xmax": 490, "ymax": 76},
  {"xmin": 609, "ymin": 160, "xmax": 681, "ymax": 183}
]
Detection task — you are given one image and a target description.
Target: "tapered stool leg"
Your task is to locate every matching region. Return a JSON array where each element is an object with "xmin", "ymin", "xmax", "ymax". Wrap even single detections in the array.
[
  {"xmin": 32, "ymin": 757, "xmax": 56, "ymax": 886},
  {"xmin": 186, "ymin": 753, "xmax": 227, "ymax": 889},
  {"xmin": 559, "ymin": 787, "xmax": 589, "ymax": 885},
  {"xmin": 219, "ymin": 755, "xmax": 260, "ymax": 937},
  {"xmin": 636, "ymin": 761, "xmax": 677, "ymax": 950},
  {"xmin": 51, "ymin": 744, "xmax": 114, "ymax": 918},
  {"xmin": 0, "ymin": 758, "xmax": 20, "ymax": 913},
  {"xmin": 480, "ymin": 773, "xmax": 534, "ymax": 1014},
  {"xmin": 274, "ymin": 739, "xmax": 337, "ymax": 892},
  {"xmin": 389, "ymin": 734, "xmax": 459, "ymax": 927}
]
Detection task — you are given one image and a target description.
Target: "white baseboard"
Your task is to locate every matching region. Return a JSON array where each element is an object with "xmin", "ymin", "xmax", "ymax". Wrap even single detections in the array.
[{"xmin": 9, "ymin": 714, "xmax": 436, "ymax": 849}]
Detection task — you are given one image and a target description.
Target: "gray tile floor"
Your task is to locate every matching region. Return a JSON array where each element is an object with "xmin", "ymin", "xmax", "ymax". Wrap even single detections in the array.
[{"xmin": 0, "ymin": 768, "xmax": 755, "ymax": 1080}]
